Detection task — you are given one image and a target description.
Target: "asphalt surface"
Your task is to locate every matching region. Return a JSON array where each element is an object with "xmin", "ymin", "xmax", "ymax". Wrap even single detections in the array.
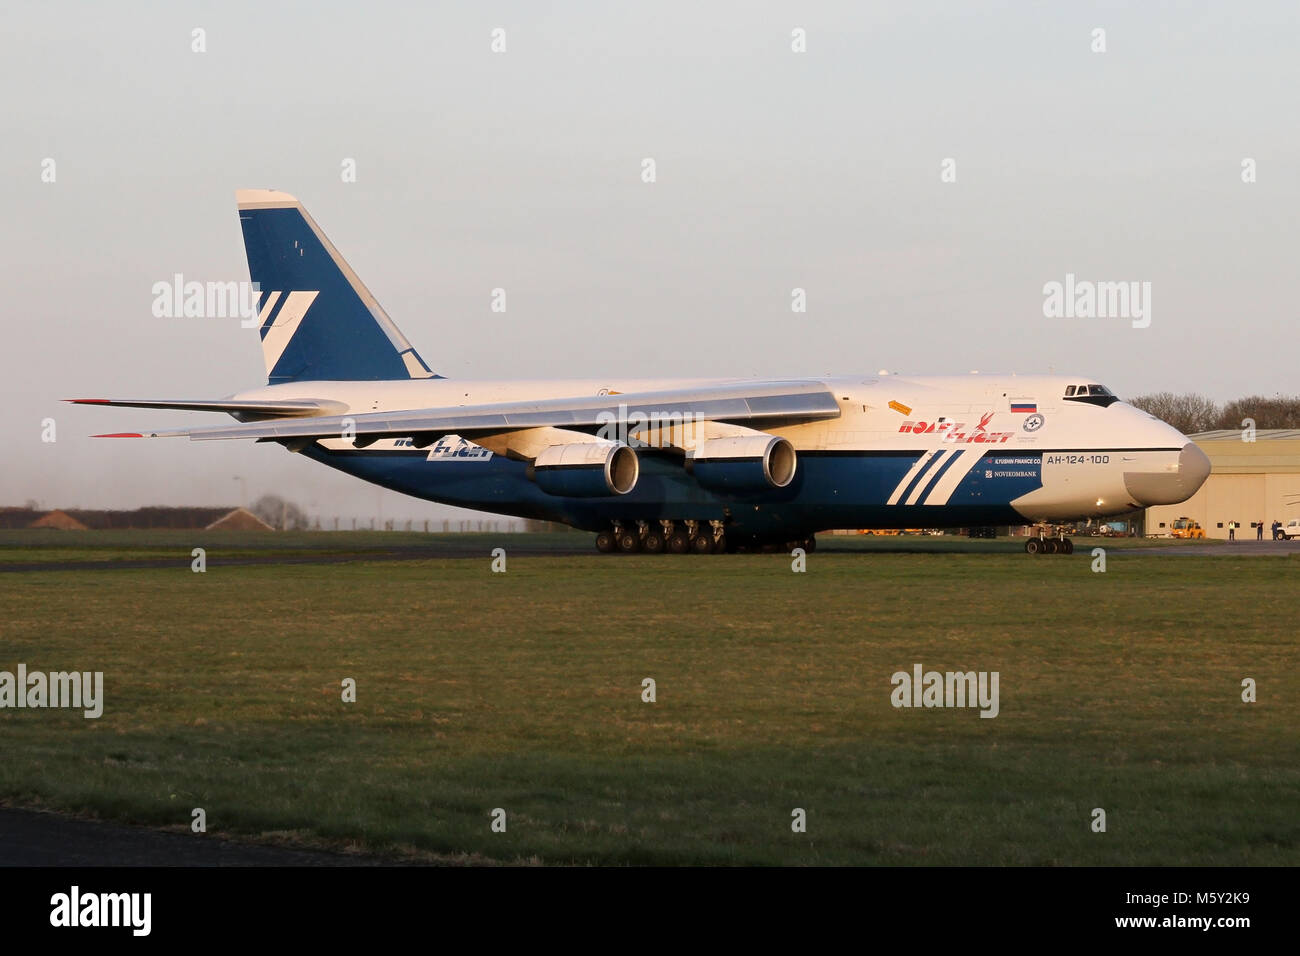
[
  {"xmin": 1115, "ymin": 539, "xmax": 1300, "ymax": 556},
  {"xmin": 0, "ymin": 808, "xmax": 394, "ymax": 866},
  {"xmin": 5, "ymin": 537, "xmax": 1300, "ymax": 572},
  {"xmin": 0, "ymin": 539, "xmax": 592, "ymax": 572}
]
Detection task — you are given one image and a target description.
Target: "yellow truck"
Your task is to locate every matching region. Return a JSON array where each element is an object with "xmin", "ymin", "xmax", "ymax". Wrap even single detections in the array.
[{"xmin": 1170, "ymin": 517, "xmax": 1205, "ymax": 539}]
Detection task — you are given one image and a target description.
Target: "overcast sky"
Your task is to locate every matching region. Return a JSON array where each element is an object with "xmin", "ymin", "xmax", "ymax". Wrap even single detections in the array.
[{"xmin": 3, "ymin": 1, "xmax": 1297, "ymax": 521}]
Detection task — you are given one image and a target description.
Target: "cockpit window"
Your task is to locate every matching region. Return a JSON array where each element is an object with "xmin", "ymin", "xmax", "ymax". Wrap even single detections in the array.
[{"xmin": 1063, "ymin": 382, "xmax": 1119, "ymax": 407}]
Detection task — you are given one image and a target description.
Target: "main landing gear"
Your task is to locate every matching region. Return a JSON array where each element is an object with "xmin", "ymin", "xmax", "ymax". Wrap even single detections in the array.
[
  {"xmin": 1024, "ymin": 529, "xmax": 1074, "ymax": 556},
  {"xmin": 594, "ymin": 520, "xmax": 816, "ymax": 555}
]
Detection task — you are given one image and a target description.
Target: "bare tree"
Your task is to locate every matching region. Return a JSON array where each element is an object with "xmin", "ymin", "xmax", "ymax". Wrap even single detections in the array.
[
  {"xmin": 249, "ymin": 494, "xmax": 310, "ymax": 531},
  {"xmin": 1127, "ymin": 392, "xmax": 1220, "ymax": 434},
  {"xmin": 1217, "ymin": 395, "xmax": 1300, "ymax": 430}
]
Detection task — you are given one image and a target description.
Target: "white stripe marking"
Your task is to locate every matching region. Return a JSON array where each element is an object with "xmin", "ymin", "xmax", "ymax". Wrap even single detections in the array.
[
  {"xmin": 905, "ymin": 450, "xmax": 957, "ymax": 505},
  {"xmin": 887, "ymin": 449, "xmax": 943, "ymax": 506},
  {"xmin": 921, "ymin": 448, "xmax": 984, "ymax": 506},
  {"xmin": 257, "ymin": 291, "xmax": 282, "ymax": 329},
  {"xmin": 261, "ymin": 291, "xmax": 320, "ymax": 374}
]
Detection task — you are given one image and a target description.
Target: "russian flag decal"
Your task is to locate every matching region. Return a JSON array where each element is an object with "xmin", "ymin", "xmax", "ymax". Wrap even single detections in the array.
[{"xmin": 1010, "ymin": 401, "xmax": 1037, "ymax": 414}]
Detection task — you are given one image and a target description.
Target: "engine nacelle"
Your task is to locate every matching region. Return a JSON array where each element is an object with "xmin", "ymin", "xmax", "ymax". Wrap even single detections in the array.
[
  {"xmin": 688, "ymin": 435, "xmax": 796, "ymax": 493},
  {"xmin": 530, "ymin": 441, "xmax": 639, "ymax": 497}
]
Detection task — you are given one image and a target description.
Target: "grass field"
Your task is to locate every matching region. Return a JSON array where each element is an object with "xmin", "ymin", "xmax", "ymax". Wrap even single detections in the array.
[{"xmin": 1, "ymin": 530, "xmax": 1296, "ymax": 865}]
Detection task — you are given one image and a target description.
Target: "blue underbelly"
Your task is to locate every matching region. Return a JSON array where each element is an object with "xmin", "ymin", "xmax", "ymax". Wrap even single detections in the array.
[{"xmin": 301, "ymin": 446, "xmax": 1035, "ymax": 533}]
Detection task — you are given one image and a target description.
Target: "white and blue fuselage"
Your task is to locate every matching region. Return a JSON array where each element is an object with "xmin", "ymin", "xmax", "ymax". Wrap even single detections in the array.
[
  {"xmin": 224, "ymin": 374, "xmax": 1208, "ymax": 536},
  {"xmin": 76, "ymin": 190, "xmax": 1210, "ymax": 544}
]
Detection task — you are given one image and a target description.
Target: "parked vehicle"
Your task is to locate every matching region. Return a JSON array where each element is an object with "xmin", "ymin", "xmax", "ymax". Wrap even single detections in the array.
[
  {"xmin": 1170, "ymin": 517, "xmax": 1205, "ymax": 539},
  {"xmin": 1094, "ymin": 521, "xmax": 1129, "ymax": 536}
]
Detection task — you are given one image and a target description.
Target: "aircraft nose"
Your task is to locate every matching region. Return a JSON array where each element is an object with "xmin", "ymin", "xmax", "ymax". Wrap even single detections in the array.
[{"xmin": 1123, "ymin": 442, "xmax": 1211, "ymax": 507}]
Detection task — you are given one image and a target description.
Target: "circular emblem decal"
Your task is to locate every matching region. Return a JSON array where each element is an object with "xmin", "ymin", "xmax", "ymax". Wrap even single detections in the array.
[{"xmin": 1022, "ymin": 413, "xmax": 1045, "ymax": 432}]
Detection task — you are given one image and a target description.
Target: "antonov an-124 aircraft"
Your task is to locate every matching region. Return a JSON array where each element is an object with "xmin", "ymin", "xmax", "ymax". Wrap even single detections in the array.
[{"xmin": 72, "ymin": 190, "xmax": 1210, "ymax": 555}]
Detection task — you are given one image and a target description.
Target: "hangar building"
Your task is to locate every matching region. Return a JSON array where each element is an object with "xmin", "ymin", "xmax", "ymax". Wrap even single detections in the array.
[{"xmin": 1145, "ymin": 430, "xmax": 1300, "ymax": 539}]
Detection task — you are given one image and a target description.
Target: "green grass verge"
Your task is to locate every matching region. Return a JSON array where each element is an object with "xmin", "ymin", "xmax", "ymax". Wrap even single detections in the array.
[{"xmin": 0, "ymin": 533, "xmax": 1295, "ymax": 864}]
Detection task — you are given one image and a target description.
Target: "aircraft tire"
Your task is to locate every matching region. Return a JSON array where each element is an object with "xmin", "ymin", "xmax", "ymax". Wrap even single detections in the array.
[
  {"xmin": 668, "ymin": 530, "xmax": 691, "ymax": 554},
  {"xmin": 1061, "ymin": 538, "xmax": 1074, "ymax": 554},
  {"xmin": 595, "ymin": 531, "xmax": 616, "ymax": 553},
  {"xmin": 690, "ymin": 533, "xmax": 714, "ymax": 554},
  {"xmin": 1025, "ymin": 539, "xmax": 1043, "ymax": 555},
  {"xmin": 643, "ymin": 531, "xmax": 665, "ymax": 554},
  {"xmin": 616, "ymin": 530, "xmax": 642, "ymax": 553}
]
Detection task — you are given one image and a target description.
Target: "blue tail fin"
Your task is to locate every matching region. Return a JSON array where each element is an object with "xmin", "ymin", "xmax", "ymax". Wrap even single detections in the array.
[{"xmin": 236, "ymin": 189, "xmax": 438, "ymax": 383}]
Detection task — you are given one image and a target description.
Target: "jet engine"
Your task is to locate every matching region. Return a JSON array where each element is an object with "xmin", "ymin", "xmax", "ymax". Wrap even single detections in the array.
[
  {"xmin": 530, "ymin": 440, "xmax": 639, "ymax": 497},
  {"xmin": 688, "ymin": 435, "xmax": 796, "ymax": 493}
]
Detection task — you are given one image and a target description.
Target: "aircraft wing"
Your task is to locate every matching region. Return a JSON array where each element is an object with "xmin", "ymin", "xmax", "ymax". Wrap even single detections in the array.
[{"xmin": 84, "ymin": 380, "xmax": 841, "ymax": 444}]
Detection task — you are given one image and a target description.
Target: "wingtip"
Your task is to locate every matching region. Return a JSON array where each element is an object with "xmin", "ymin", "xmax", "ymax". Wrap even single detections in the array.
[
  {"xmin": 66, "ymin": 398, "xmax": 109, "ymax": 404},
  {"xmin": 92, "ymin": 432, "xmax": 144, "ymax": 439}
]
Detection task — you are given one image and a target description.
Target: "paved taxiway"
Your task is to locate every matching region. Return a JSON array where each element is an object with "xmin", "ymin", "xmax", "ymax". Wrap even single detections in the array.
[{"xmin": 0, "ymin": 808, "xmax": 394, "ymax": 866}]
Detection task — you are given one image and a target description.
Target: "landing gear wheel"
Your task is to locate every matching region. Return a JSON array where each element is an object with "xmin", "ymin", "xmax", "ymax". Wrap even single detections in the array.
[
  {"xmin": 804, "ymin": 535, "xmax": 817, "ymax": 553},
  {"xmin": 642, "ymin": 531, "xmax": 665, "ymax": 554},
  {"xmin": 1044, "ymin": 539, "xmax": 1060, "ymax": 555},
  {"xmin": 668, "ymin": 530, "xmax": 691, "ymax": 554},
  {"xmin": 595, "ymin": 531, "xmax": 615, "ymax": 553},
  {"xmin": 1025, "ymin": 538, "xmax": 1043, "ymax": 555},
  {"xmin": 616, "ymin": 530, "xmax": 642, "ymax": 553},
  {"xmin": 1060, "ymin": 538, "xmax": 1074, "ymax": 554},
  {"xmin": 690, "ymin": 534, "xmax": 715, "ymax": 555}
]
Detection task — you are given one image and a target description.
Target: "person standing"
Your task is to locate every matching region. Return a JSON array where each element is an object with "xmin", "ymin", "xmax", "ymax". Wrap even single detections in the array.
[
  {"xmin": 1257, "ymin": 519, "xmax": 1264, "ymax": 541},
  {"xmin": 1228, "ymin": 520, "xmax": 1236, "ymax": 542}
]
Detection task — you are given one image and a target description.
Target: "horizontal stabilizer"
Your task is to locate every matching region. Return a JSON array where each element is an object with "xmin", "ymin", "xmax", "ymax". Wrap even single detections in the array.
[
  {"xmin": 92, "ymin": 430, "xmax": 191, "ymax": 439},
  {"xmin": 65, "ymin": 398, "xmax": 348, "ymax": 419}
]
